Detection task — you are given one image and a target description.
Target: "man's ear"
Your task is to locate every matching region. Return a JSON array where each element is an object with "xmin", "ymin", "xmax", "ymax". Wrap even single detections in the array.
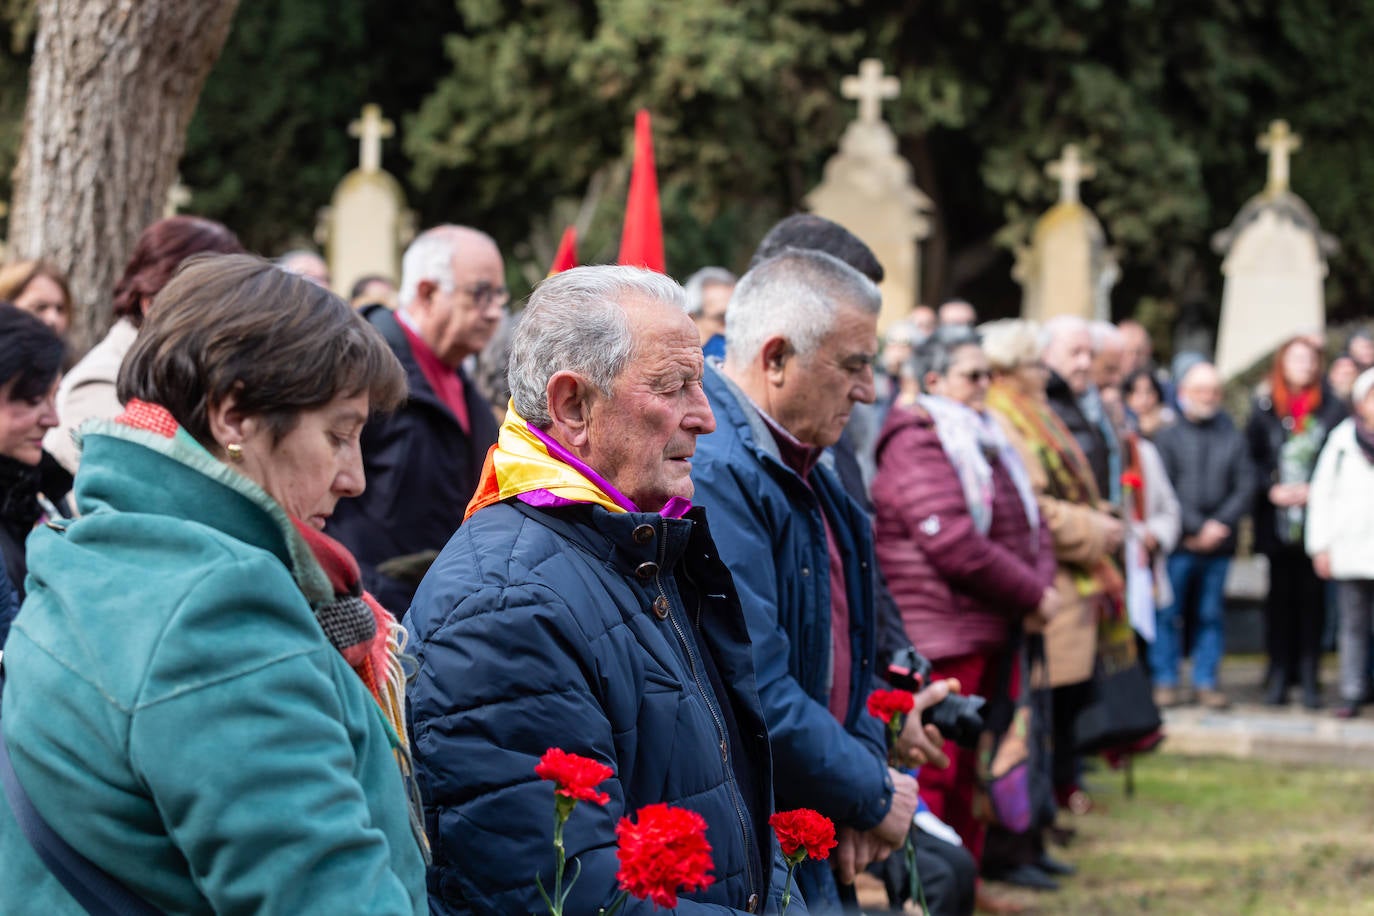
[
  {"xmin": 761, "ymin": 336, "xmax": 791, "ymax": 387},
  {"xmin": 411, "ymin": 279, "xmax": 439, "ymax": 316},
  {"xmin": 922, "ymin": 371, "xmax": 942, "ymax": 395},
  {"xmin": 546, "ymin": 370, "xmax": 595, "ymax": 449}
]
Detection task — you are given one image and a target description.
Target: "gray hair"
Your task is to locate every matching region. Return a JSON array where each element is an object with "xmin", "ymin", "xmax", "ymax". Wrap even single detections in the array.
[
  {"xmin": 908, "ymin": 325, "xmax": 980, "ymax": 386},
  {"xmin": 509, "ymin": 265, "xmax": 686, "ymax": 428},
  {"xmin": 682, "ymin": 267, "xmax": 736, "ymax": 317},
  {"xmin": 398, "ymin": 225, "xmax": 499, "ymax": 308},
  {"xmin": 1038, "ymin": 314, "xmax": 1090, "ymax": 354},
  {"xmin": 725, "ymin": 248, "xmax": 881, "ymax": 371}
]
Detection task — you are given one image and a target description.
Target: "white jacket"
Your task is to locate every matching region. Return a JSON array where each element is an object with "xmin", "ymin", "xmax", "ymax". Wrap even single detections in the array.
[{"xmin": 1306, "ymin": 418, "xmax": 1374, "ymax": 580}]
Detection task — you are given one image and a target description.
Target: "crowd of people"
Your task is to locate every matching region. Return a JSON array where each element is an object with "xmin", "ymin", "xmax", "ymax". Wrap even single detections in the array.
[{"xmin": 0, "ymin": 209, "xmax": 1368, "ymax": 915}]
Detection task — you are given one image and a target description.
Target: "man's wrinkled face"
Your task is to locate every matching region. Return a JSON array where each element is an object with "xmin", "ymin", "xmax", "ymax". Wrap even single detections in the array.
[
  {"xmin": 1043, "ymin": 326, "xmax": 1094, "ymax": 395},
  {"xmin": 771, "ymin": 304, "xmax": 878, "ymax": 448},
  {"xmin": 584, "ymin": 298, "xmax": 717, "ymax": 511}
]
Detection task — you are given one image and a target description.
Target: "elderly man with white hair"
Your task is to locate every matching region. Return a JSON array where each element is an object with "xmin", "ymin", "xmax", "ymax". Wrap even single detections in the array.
[
  {"xmin": 326, "ymin": 225, "xmax": 505, "ymax": 613},
  {"xmin": 1151, "ymin": 361, "xmax": 1257, "ymax": 710},
  {"xmin": 683, "ymin": 266, "xmax": 736, "ymax": 358},
  {"xmin": 404, "ymin": 265, "xmax": 794, "ymax": 914}
]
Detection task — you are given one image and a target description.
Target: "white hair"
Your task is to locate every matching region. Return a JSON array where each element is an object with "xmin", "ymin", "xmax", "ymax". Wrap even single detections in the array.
[
  {"xmin": 979, "ymin": 318, "xmax": 1041, "ymax": 372},
  {"xmin": 509, "ymin": 265, "xmax": 686, "ymax": 428},
  {"xmin": 724, "ymin": 248, "xmax": 881, "ymax": 371},
  {"xmin": 682, "ymin": 267, "xmax": 736, "ymax": 317},
  {"xmin": 398, "ymin": 225, "xmax": 497, "ymax": 308},
  {"xmin": 1089, "ymin": 319, "xmax": 1122, "ymax": 353},
  {"xmin": 1038, "ymin": 314, "xmax": 1091, "ymax": 355}
]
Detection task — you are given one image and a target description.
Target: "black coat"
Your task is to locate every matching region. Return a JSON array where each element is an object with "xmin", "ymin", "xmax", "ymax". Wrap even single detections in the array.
[
  {"xmin": 1154, "ymin": 411, "xmax": 1256, "ymax": 556},
  {"xmin": 0, "ymin": 451, "xmax": 71, "ymax": 602},
  {"xmin": 326, "ymin": 306, "xmax": 499, "ymax": 614},
  {"xmin": 1046, "ymin": 372, "xmax": 1111, "ymax": 500},
  {"xmin": 1244, "ymin": 384, "xmax": 1347, "ymax": 556}
]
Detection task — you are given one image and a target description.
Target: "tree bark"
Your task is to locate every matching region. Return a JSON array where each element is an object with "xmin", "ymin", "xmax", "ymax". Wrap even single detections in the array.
[{"xmin": 9, "ymin": 0, "xmax": 240, "ymax": 353}]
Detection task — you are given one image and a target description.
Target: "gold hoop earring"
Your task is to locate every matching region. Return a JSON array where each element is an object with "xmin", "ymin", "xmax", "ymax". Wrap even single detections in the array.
[{"xmin": 226, "ymin": 442, "xmax": 244, "ymax": 462}]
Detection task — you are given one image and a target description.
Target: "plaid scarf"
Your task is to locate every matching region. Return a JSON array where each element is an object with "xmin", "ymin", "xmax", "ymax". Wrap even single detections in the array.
[{"xmin": 986, "ymin": 382, "xmax": 1124, "ymax": 607}]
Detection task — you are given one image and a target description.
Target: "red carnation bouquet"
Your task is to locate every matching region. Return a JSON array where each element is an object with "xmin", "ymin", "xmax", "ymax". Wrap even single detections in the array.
[
  {"xmin": 867, "ymin": 688, "xmax": 929, "ymax": 915},
  {"xmin": 606, "ymin": 803, "xmax": 715, "ymax": 912},
  {"xmin": 535, "ymin": 748, "xmax": 613, "ymax": 915},
  {"xmin": 533, "ymin": 748, "xmax": 717, "ymax": 914},
  {"xmin": 770, "ymin": 808, "xmax": 836, "ymax": 913}
]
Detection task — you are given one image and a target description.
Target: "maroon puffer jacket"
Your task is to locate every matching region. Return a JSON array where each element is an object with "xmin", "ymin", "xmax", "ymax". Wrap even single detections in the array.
[{"xmin": 872, "ymin": 403, "xmax": 1056, "ymax": 662}]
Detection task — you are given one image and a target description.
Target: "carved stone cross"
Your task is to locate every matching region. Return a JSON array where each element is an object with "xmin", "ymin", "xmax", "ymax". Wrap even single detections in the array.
[
  {"xmin": 349, "ymin": 104, "xmax": 395, "ymax": 174},
  {"xmin": 163, "ymin": 174, "xmax": 191, "ymax": 218},
  {"xmin": 1046, "ymin": 144, "xmax": 1095, "ymax": 205},
  {"xmin": 1258, "ymin": 119, "xmax": 1301, "ymax": 194},
  {"xmin": 841, "ymin": 59, "xmax": 899, "ymax": 126}
]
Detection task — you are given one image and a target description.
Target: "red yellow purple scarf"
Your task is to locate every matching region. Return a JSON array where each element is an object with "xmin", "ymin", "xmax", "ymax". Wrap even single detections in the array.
[{"xmin": 465, "ymin": 403, "xmax": 690, "ymax": 520}]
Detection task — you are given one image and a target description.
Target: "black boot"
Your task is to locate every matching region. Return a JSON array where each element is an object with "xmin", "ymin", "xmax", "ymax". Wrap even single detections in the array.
[
  {"xmin": 1265, "ymin": 670, "xmax": 1289, "ymax": 706},
  {"xmin": 1301, "ymin": 656, "xmax": 1322, "ymax": 710}
]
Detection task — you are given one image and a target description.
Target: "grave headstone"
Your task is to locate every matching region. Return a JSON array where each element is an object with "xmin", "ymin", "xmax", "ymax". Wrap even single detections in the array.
[
  {"xmin": 805, "ymin": 58, "xmax": 933, "ymax": 332},
  {"xmin": 1014, "ymin": 144, "xmax": 1119, "ymax": 322},
  {"xmin": 319, "ymin": 104, "xmax": 414, "ymax": 299},
  {"xmin": 1213, "ymin": 120, "xmax": 1337, "ymax": 380}
]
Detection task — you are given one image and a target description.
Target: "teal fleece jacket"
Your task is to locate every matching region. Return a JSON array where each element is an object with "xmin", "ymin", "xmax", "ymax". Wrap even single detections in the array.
[{"xmin": 0, "ymin": 418, "xmax": 426, "ymax": 914}]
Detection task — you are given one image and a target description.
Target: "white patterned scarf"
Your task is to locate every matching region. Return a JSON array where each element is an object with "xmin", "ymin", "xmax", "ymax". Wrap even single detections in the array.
[{"xmin": 920, "ymin": 395, "xmax": 1039, "ymax": 543}]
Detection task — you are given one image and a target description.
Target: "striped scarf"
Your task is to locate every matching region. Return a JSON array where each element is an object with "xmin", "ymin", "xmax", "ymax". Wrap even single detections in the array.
[{"xmin": 985, "ymin": 382, "xmax": 1124, "ymax": 606}]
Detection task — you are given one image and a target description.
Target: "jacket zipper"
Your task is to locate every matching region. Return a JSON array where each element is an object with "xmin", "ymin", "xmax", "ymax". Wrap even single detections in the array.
[{"xmin": 654, "ymin": 519, "xmax": 761, "ymax": 906}]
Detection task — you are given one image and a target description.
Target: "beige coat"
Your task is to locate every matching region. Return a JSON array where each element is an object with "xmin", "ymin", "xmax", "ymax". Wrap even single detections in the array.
[
  {"xmin": 45, "ymin": 318, "xmax": 138, "ymax": 474},
  {"xmin": 993, "ymin": 409, "xmax": 1118, "ymax": 687}
]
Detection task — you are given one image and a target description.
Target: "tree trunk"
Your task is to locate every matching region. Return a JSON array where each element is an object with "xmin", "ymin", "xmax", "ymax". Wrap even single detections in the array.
[{"xmin": 9, "ymin": 0, "xmax": 240, "ymax": 354}]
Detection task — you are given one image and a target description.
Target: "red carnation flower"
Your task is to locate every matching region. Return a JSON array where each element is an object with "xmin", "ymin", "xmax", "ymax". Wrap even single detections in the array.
[
  {"xmin": 866, "ymin": 688, "xmax": 916, "ymax": 725},
  {"xmin": 770, "ymin": 808, "xmax": 837, "ymax": 864},
  {"xmin": 1120, "ymin": 471, "xmax": 1144, "ymax": 490},
  {"xmin": 615, "ymin": 803, "xmax": 715, "ymax": 908},
  {"xmin": 535, "ymin": 747, "xmax": 613, "ymax": 806}
]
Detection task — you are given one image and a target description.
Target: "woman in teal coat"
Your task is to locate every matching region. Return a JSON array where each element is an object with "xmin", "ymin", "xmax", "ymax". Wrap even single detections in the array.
[{"xmin": 0, "ymin": 254, "xmax": 427, "ymax": 914}]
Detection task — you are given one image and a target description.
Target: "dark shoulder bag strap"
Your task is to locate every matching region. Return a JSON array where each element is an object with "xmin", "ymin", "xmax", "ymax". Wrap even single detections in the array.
[{"xmin": 0, "ymin": 668, "xmax": 164, "ymax": 916}]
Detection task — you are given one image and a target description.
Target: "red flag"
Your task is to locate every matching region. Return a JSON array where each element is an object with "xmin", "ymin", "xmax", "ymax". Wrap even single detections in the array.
[
  {"xmin": 548, "ymin": 225, "xmax": 578, "ymax": 276},
  {"xmin": 618, "ymin": 109, "xmax": 665, "ymax": 273}
]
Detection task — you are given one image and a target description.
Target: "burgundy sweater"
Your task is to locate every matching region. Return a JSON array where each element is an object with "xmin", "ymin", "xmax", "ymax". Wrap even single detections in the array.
[{"xmin": 872, "ymin": 404, "xmax": 1056, "ymax": 662}]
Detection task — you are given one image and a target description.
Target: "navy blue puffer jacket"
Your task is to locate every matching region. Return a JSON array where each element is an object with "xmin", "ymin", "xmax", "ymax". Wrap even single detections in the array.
[{"xmin": 405, "ymin": 500, "xmax": 798, "ymax": 914}]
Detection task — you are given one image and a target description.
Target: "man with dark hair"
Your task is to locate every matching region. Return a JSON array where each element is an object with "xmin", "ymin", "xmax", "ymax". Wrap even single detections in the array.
[{"xmin": 749, "ymin": 213, "xmax": 885, "ymax": 282}]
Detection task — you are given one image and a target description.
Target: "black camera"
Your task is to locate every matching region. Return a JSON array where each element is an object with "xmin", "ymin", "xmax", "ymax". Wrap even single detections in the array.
[{"xmin": 883, "ymin": 647, "xmax": 986, "ymax": 749}]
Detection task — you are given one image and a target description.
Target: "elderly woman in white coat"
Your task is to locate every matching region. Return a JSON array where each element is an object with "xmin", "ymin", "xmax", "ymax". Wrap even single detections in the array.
[{"xmin": 1306, "ymin": 368, "xmax": 1374, "ymax": 718}]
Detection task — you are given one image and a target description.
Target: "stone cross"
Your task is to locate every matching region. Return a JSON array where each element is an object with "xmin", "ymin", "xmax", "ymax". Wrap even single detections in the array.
[
  {"xmin": 841, "ymin": 58, "xmax": 899, "ymax": 126},
  {"xmin": 163, "ymin": 174, "xmax": 191, "ymax": 218},
  {"xmin": 349, "ymin": 104, "xmax": 395, "ymax": 174},
  {"xmin": 1258, "ymin": 119, "xmax": 1301, "ymax": 194},
  {"xmin": 1046, "ymin": 144, "xmax": 1095, "ymax": 205}
]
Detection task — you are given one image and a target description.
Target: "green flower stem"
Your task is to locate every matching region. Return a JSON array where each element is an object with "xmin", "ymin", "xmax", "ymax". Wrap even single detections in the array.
[
  {"xmin": 779, "ymin": 861, "xmax": 797, "ymax": 914},
  {"xmin": 600, "ymin": 891, "xmax": 629, "ymax": 916}
]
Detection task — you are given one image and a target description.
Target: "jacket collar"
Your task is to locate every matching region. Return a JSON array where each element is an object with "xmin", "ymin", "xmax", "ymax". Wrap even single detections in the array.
[
  {"xmin": 74, "ymin": 418, "xmax": 333, "ymax": 607},
  {"xmin": 703, "ymin": 361, "xmax": 836, "ymax": 485},
  {"xmin": 364, "ymin": 304, "xmax": 468, "ymax": 424}
]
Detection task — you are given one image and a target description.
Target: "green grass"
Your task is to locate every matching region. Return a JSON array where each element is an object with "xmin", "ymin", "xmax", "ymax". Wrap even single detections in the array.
[{"xmin": 1021, "ymin": 754, "xmax": 1374, "ymax": 915}]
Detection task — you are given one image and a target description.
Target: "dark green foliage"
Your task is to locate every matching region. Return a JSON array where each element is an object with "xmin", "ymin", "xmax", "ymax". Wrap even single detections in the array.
[{"xmin": 1, "ymin": 0, "xmax": 1371, "ymax": 337}]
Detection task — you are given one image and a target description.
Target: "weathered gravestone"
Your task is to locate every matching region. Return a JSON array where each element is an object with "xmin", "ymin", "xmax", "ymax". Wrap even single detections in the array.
[
  {"xmin": 1213, "ymin": 120, "xmax": 1337, "ymax": 380},
  {"xmin": 1014, "ymin": 144, "xmax": 1119, "ymax": 322},
  {"xmin": 317, "ymin": 104, "xmax": 414, "ymax": 299},
  {"xmin": 806, "ymin": 58, "xmax": 933, "ymax": 332}
]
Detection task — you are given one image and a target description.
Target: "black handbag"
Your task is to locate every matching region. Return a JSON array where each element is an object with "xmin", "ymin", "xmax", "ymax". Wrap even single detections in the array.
[{"xmin": 1072, "ymin": 656, "xmax": 1161, "ymax": 755}]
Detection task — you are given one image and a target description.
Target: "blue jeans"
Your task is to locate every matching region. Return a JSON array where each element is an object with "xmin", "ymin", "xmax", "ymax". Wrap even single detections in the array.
[{"xmin": 1151, "ymin": 551, "xmax": 1231, "ymax": 690}]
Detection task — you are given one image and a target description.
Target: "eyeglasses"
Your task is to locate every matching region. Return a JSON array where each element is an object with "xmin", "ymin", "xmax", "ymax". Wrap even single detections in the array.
[
  {"xmin": 957, "ymin": 369, "xmax": 991, "ymax": 383},
  {"xmin": 459, "ymin": 282, "xmax": 510, "ymax": 310}
]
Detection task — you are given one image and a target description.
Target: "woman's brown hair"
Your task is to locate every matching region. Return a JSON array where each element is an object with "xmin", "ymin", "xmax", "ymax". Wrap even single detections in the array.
[
  {"xmin": 118, "ymin": 253, "xmax": 406, "ymax": 448},
  {"xmin": 112, "ymin": 216, "xmax": 243, "ymax": 326},
  {"xmin": 0, "ymin": 259, "xmax": 72, "ymax": 307}
]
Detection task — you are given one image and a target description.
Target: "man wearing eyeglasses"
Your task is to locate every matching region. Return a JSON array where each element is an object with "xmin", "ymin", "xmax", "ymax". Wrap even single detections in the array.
[{"xmin": 327, "ymin": 224, "xmax": 507, "ymax": 614}]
